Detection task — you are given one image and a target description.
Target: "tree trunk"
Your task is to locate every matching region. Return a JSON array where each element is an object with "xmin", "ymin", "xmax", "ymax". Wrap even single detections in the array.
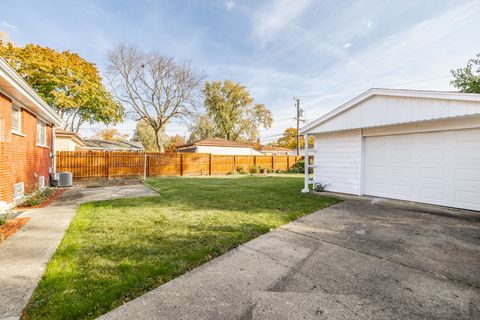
[{"xmin": 154, "ymin": 128, "xmax": 165, "ymax": 153}]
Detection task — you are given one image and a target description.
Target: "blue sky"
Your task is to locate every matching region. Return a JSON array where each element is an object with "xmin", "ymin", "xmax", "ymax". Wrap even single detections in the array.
[{"xmin": 1, "ymin": 0, "xmax": 479, "ymax": 142}]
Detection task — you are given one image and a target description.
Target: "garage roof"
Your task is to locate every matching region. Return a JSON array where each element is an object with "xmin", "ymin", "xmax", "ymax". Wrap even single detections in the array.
[{"xmin": 301, "ymin": 88, "xmax": 480, "ymax": 134}]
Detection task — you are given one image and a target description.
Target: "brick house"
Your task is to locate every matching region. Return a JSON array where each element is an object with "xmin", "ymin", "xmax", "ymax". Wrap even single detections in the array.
[{"xmin": 0, "ymin": 58, "xmax": 62, "ymax": 209}]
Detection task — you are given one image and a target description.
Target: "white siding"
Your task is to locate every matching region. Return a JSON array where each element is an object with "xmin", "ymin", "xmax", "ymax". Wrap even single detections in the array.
[
  {"xmin": 196, "ymin": 145, "xmax": 263, "ymax": 155},
  {"xmin": 309, "ymin": 95, "xmax": 480, "ymax": 134},
  {"xmin": 55, "ymin": 137, "xmax": 77, "ymax": 151},
  {"xmin": 313, "ymin": 130, "xmax": 362, "ymax": 195}
]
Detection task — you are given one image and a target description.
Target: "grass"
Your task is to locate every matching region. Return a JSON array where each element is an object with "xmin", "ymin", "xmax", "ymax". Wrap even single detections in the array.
[{"xmin": 23, "ymin": 175, "xmax": 338, "ymax": 320}]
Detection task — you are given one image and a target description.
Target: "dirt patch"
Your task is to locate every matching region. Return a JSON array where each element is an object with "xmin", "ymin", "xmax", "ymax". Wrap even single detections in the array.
[
  {"xmin": 74, "ymin": 178, "xmax": 144, "ymax": 188},
  {"xmin": 0, "ymin": 217, "xmax": 30, "ymax": 243},
  {"xmin": 16, "ymin": 189, "xmax": 67, "ymax": 210}
]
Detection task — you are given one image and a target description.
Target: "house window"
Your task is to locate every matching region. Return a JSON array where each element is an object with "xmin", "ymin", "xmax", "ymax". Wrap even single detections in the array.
[
  {"xmin": 14, "ymin": 182, "xmax": 24, "ymax": 200},
  {"xmin": 36, "ymin": 120, "xmax": 47, "ymax": 146},
  {"xmin": 12, "ymin": 106, "xmax": 21, "ymax": 133}
]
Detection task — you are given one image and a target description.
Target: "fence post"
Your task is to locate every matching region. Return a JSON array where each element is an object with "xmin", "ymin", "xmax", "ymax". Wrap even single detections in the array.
[
  {"xmin": 271, "ymin": 156, "xmax": 274, "ymax": 171},
  {"xmin": 105, "ymin": 152, "xmax": 110, "ymax": 179},
  {"xmin": 180, "ymin": 153, "xmax": 184, "ymax": 176},
  {"xmin": 233, "ymin": 156, "xmax": 236, "ymax": 175},
  {"xmin": 209, "ymin": 154, "xmax": 212, "ymax": 175}
]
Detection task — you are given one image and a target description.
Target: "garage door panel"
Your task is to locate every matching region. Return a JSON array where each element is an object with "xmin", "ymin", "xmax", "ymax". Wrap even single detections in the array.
[
  {"xmin": 392, "ymin": 166, "xmax": 414, "ymax": 177},
  {"xmin": 391, "ymin": 184, "xmax": 413, "ymax": 197},
  {"xmin": 420, "ymin": 167, "xmax": 445, "ymax": 179},
  {"xmin": 455, "ymin": 168, "xmax": 480, "ymax": 181},
  {"xmin": 364, "ymin": 128, "xmax": 480, "ymax": 211},
  {"xmin": 419, "ymin": 148, "xmax": 446, "ymax": 161},
  {"xmin": 419, "ymin": 187, "xmax": 445, "ymax": 201}
]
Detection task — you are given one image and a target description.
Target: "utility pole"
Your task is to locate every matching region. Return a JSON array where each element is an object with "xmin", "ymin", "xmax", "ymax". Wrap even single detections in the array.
[{"xmin": 294, "ymin": 97, "xmax": 302, "ymax": 156}]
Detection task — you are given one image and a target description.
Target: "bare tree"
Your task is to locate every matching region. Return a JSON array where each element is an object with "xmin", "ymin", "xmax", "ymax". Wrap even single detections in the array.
[{"xmin": 106, "ymin": 44, "xmax": 202, "ymax": 152}]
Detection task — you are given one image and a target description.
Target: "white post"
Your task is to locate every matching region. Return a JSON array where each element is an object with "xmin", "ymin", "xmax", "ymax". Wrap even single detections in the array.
[{"xmin": 301, "ymin": 133, "xmax": 310, "ymax": 193}]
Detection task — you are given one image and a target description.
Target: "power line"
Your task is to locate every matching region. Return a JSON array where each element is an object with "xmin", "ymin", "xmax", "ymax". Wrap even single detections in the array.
[{"xmin": 270, "ymin": 74, "xmax": 451, "ymax": 112}]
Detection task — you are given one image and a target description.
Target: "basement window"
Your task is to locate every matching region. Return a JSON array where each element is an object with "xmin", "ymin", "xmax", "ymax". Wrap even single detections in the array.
[{"xmin": 14, "ymin": 182, "xmax": 24, "ymax": 200}]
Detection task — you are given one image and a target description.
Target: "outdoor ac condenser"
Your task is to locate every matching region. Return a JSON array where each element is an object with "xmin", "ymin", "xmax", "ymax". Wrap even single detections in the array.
[{"xmin": 56, "ymin": 172, "xmax": 73, "ymax": 187}]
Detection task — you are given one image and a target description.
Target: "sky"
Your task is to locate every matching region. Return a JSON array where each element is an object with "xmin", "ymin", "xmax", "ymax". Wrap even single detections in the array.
[{"xmin": 1, "ymin": 0, "xmax": 479, "ymax": 142}]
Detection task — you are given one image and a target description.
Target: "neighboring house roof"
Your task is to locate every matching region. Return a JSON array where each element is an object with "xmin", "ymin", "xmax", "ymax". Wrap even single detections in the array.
[
  {"xmin": 258, "ymin": 146, "xmax": 292, "ymax": 152},
  {"xmin": 301, "ymin": 88, "xmax": 480, "ymax": 134},
  {"xmin": 0, "ymin": 58, "xmax": 63, "ymax": 126},
  {"xmin": 82, "ymin": 139, "xmax": 145, "ymax": 151},
  {"xmin": 55, "ymin": 129, "xmax": 86, "ymax": 147},
  {"xmin": 177, "ymin": 137, "xmax": 255, "ymax": 149}
]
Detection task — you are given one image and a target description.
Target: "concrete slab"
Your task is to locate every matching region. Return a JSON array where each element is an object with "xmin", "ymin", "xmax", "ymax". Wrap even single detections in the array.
[
  {"xmin": 98, "ymin": 198, "xmax": 480, "ymax": 320},
  {"xmin": 0, "ymin": 184, "xmax": 157, "ymax": 320}
]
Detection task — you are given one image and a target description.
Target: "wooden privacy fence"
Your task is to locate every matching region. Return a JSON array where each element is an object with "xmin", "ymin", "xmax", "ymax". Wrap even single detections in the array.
[{"xmin": 56, "ymin": 151, "xmax": 304, "ymax": 180}]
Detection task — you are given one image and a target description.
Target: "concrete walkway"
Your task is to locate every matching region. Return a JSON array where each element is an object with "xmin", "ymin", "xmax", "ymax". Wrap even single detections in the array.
[
  {"xmin": 99, "ymin": 198, "xmax": 480, "ymax": 320},
  {"xmin": 0, "ymin": 184, "xmax": 157, "ymax": 320}
]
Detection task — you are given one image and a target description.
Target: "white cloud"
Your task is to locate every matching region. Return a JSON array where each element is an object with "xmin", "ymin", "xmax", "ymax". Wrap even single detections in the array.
[
  {"xmin": 344, "ymin": 43, "xmax": 351, "ymax": 48},
  {"xmin": 225, "ymin": 1, "xmax": 235, "ymax": 11},
  {"xmin": 366, "ymin": 21, "xmax": 373, "ymax": 28},
  {"xmin": 251, "ymin": 0, "xmax": 312, "ymax": 44},
  {"xmin": 0, "ymin": 21, "xmax": 18, "ymax": 33}
]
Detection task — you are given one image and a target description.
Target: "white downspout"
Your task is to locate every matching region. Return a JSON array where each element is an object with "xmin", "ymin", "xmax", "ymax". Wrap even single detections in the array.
[
  {"xmin": 52, "ymin": 126, "xmax": 56, "ymax": 175},
  {"xmin": 301, "ymin": 133, "xmax": 310, "ymax": 193}
]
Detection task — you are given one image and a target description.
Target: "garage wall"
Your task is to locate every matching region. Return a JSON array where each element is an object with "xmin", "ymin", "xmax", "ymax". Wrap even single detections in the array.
[
  {"xmin": 313, "ymin": 130, "xmax": 362, "ymax": 195},
  {"xmin": 309, "ymin": 95, "xmax": 480, "ymax": 134}
]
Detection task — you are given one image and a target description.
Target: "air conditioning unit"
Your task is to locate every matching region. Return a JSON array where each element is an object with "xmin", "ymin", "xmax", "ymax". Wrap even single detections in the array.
[{"xmin": 56, "ymin": 172, "xmax": 73, "ymax": 187}]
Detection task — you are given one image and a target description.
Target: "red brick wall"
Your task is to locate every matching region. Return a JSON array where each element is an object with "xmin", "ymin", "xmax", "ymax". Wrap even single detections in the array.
[{"xmin": 0, "ymin": 91, "xmax": 53, "ymax": 204}]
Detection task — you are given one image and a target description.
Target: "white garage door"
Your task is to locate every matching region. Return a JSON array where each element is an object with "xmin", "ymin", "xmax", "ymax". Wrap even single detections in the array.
[{"xmin": 364, "ymin": 128, "xmax": 480, "ymax": 211}]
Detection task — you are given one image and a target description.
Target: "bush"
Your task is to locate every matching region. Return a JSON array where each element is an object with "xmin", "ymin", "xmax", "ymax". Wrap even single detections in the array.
[
  {"xmin": 291, "ymin": 159, "xmax": 313, "ymax": 174},
  {"xmin": 237, "ymin": 166, "xmax": 248, "ymax": 175},
  {"xmin": 18, "ymin": 188, "xmax": 55, "ymax": 207},
  {"xmin": 0, "ymin": 211, "xmax": 12, "ymax": 226},
  {"xmin": 266, "ymin": 168, "xmax": 273, "ymax": 174},
  {"xmin": 250, "ymin": 165, "xmax": 261, "ymax": 174}
]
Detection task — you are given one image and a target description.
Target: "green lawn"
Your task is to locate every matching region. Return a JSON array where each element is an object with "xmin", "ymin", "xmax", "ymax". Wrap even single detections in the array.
[{"xmin": 23, "ymin": 175, "xmax": 338, "ymax": 320}]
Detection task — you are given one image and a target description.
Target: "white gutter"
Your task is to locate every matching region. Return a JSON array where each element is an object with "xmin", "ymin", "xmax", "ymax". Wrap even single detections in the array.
[{"xmin": 0, "ymin": 58, "xmax": 63, "ymax": 126}]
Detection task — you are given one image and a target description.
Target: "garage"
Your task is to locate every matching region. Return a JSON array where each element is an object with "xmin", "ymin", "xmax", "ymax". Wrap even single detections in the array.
[{"xmin": 300, "ymin": 88, "xmax": 480, "ymax": 211}]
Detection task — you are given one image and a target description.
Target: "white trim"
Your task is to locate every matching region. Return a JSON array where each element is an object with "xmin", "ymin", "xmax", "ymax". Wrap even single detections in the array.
[
  {"xmin": 359, "ymin": 134, "xmax": 366, "ymax": 196},
  {"xmin": 0, "ymin": 58, "xmax": 62, "ymax": 126},
  {"xmin": 300, "ymin": 88, "xmax": 480, "ymax": 134},
  {"xmin": 11, "ymin": 131, "xmax": 26, "ymax": 137},
  {"xmin": 302, "ymin": 133, "xmax": 310, "ymax": 193}
]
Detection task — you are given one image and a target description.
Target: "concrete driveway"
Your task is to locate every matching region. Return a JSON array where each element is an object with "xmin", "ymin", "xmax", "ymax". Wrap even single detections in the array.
[{"xmin": 99, "ymin": 196, "xmax": 480, "ymax": 320}]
